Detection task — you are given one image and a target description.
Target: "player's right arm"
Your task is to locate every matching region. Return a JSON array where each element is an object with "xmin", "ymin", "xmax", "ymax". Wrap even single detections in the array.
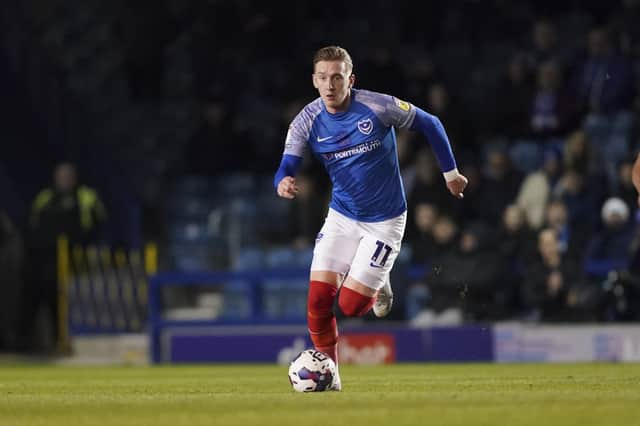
[
  {"xmin": 274, "ymin": 105, "xmax": 315, "ymax": 199},
  {"xmin": 274, "ymin": 101, "xmax": 322, "ymax": 199},
  {"xmin": 275, "ymin": 155, "xmax": 302, "ymax": 199}
]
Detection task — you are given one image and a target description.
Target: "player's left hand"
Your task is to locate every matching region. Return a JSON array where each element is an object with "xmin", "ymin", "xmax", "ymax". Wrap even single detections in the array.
[{"xmin": 446, "ymin": 174, "xmax": 468, "ymax": 199}]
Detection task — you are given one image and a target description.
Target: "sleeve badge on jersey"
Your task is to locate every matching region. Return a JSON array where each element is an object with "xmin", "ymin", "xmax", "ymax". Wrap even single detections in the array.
[{"xmin": 394, "ymin": 98, "xmax": 411, "ymax": 112}]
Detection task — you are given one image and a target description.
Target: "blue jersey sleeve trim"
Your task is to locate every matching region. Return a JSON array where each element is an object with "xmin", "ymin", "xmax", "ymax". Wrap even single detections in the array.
[
  {"xmin": 410, "ymin": 107, "xmax": 457, "ymax": 172},
  {"xmin": 273, "ymin": 154, "xmax": 303, "ymax": 190}
]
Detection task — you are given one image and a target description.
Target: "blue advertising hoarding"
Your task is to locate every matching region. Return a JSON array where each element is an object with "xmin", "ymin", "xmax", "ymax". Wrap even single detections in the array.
[{"xmin": 159, "ymin": 325, "xmax": 494, "ymax": 364}]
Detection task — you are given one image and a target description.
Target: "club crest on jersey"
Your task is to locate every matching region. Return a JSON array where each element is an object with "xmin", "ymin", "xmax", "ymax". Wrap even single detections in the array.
[{"xmin": 357, "ymin": 118, "xmax": 373, "ymax": 135}]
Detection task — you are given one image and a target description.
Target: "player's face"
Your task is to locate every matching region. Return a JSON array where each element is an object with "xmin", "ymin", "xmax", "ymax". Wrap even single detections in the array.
[{"xmin": 312, "ymin": 60, "xmax": 355, "ymax": 113}]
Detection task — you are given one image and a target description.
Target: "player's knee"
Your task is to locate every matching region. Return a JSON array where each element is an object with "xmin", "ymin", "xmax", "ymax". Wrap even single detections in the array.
[{"xmin": 338, "ymin": 287, "xmax": 375, "ymax": 317}]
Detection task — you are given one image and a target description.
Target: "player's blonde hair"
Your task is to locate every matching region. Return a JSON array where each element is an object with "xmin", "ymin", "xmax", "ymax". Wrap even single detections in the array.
[{"xmin": 313, "ymin": 46, "xmax": 353, "ymax": 73}]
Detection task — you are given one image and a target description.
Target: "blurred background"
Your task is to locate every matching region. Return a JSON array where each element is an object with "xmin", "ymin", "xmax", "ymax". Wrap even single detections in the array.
[{"xmin": 1, "ymin": 0, "xmax": 640, "ymax": 363}]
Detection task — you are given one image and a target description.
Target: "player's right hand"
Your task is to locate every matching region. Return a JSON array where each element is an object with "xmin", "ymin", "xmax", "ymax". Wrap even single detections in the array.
[{"xmin": 277, "ymin": 176, "xmax": 299, "ymax": 199}]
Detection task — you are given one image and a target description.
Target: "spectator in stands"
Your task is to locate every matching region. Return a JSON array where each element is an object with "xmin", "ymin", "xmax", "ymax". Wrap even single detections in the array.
[
  {"xmin": 407, "ymin": 202, "xmax": 439, "ymax": 265},
  {"xmin": 563, "ymin": 129, "xmax": 609, "ymax": 205},
  {"xmin": 407, "ymin": 148, "xmax": 458, "ymax": 220},
  {"xmin": 498, "ymin": 204, "xmax": 536, "ymax": 313},
  {"xmin": 492, "ymin": 52, "xmax": 534, "ymax": 144},
  {"xmin": 633, "ymin": 152, "xmax": 640, "ymax": 203},
  {"xmin": 628, "ymin": 153, "xmax": 640, "ymax": 274},
  {"xmin": 544, "ymin": 198, "xmax": 589, "ymax": 262},
  {"xmin": 608, "ymin": 0, "xmax": 640, "ymax": 58},
  {"xmin": 499, "ymin": 205, "xmax": 534, "ymax": 261},
  {"xmin": 516, "ymin": 145, "xmax": 563, "ymax": 229},
  {"xmin": 407, "ymin": 214, "xmax": 460, "ymax": 326},
  {"xmin": 404, "ymin": 202, "xmax": 442, "ymax": 321},
  {"xmin": 600, "ymin": 269, "xmax": 640, "ymax": 321},
  {"xmin": 574, "ymin": 28, "xmax": 635, "ymax": 116},
  {"xmin": 475, "ymin": 148, "xmax": 523, "ymax": 225},
  {"xmin": 30, "ymin": 162, "xmax": 107, "ymax": 246},
  {"xmin": 425, "ymin": 222, "xmax": 503, "ymax": 322},
  {"xmin": 431, "ymin": 215, "xmax": 459, "ymax": 256},
  {"xmin": 529, "ymin": 61, "xmax": 577, "ymax": 140},
  {"xmin": 529, "ymin": 19, "xmax": 560, "ymax": 66},
  {"xmin": 424, "ymin": 82, "xmax": 473, "ymax": 154},
  {"xmin": 522, "ymin": 228, "xmax": 585, "ymax": 321},
  {"xmin": 527, "ymin": 18, "xmax": 575, "ymax": 72},
  {"xmin": 553, "ymin": 168, "xmax": 602, "ymax": 233},
  {"xmin": 0, "ymin": 210, "xmax": 23, "ymax": 351},
  {"xmin": 456, "ymin": 157, "xmax": 484, "ymax": 223},
  {"xmin": 19, "ymin": 162, "xmax": 107, "ymax": 353},
  {"xmin": 405, "ymin": 213, "xmax": 461, "ymax": 322},
  {"xmin": 563, "ymin": 129, "xmax": 595, "ymax": 175},
  {"xmin": 584, "ymin": 197, "xmax": 634, "ymax": 279},
  {"xmin": 511, "ymin": 60, "xmax": 576, "ymax": 172},
  {"xmin": 403, "ymin": 54, "xmax": 439, "ymax": 102},
  {"xmin": 615, "ymin": 157, "xmax": 640, "ymax": 212},
  {"xmin": 573, "ymin": 27, "xmax": 635, "ymax": 188}
]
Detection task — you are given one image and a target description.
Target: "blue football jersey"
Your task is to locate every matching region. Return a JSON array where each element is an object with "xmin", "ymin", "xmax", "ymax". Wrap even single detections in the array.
[{"xmin": 283, "ymin": 89, "xmax": 416, "ymax": 222}]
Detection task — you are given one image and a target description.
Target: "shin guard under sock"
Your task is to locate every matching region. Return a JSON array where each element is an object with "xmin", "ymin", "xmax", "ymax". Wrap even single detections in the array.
[{"xmin": 307, "ymin": 280, "xmax": 338, "ymax": 362}]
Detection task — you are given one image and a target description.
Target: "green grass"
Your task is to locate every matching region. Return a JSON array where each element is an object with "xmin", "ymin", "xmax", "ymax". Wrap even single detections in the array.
[{"xmin": 1, "ymin": 363, "xmax": 639, "ymax": 426}]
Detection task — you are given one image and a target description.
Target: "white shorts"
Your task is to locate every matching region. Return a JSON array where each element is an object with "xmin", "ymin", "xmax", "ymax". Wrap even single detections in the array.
[{"xmin": 310, "ymin": 208, "xmax": 407, "ymax": 291}]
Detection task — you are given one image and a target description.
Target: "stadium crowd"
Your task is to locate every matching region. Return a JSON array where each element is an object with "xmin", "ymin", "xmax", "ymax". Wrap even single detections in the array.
[{"xmin": 2, "ymin": 1, "xmax": 640, "ymax": 352}]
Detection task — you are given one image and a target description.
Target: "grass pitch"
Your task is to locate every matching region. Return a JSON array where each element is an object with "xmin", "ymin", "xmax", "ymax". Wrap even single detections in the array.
[{"xmin": 1, "ymin": 363, "xmax": 639, "ymax": 426}]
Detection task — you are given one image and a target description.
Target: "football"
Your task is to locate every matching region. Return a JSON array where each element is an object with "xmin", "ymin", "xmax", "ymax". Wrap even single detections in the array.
[{"xmin": 288, "ymin": 349, "xmax": 336, "ymax": 392}]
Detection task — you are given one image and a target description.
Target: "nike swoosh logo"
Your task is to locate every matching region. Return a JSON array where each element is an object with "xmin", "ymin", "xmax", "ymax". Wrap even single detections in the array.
[{"xmin": 317, "ymin": 136, "xmax": 333, "ymax": 142}]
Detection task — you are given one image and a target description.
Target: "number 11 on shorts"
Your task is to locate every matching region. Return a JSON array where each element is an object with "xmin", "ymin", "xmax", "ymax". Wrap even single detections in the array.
[{"xmin": 370, "ymin": 240, "xmax": 392, "ymax": 268}]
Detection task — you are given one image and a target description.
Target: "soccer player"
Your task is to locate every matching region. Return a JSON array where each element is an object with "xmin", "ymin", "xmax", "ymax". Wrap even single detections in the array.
[{"xmin": 274, "ymin": 46, "xmax": 468, "ymax": 390}]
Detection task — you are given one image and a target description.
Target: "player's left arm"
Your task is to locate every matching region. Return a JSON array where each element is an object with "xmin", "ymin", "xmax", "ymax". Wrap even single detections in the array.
[{"xmin": 365, "ymin": 91, "xmax": 467, "ymax": 198}]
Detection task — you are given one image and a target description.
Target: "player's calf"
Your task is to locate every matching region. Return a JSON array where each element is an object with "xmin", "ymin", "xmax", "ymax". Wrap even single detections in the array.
[
  {"xmin": 307, "ymin": 281, "xmax": 339, "ymax": 362},
  {"xmin": 338, "ymin": 286, "xmax": 375, "ymax": 317}
]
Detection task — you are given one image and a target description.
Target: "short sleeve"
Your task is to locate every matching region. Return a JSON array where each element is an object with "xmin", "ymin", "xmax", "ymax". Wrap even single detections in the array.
[
  {"xmin": 283, "ymin": 125, "xmax": 307, "ymax": 157},
  {"xmin": 282, "ymin": 98, "xmax": 323, "ymax": 157},
  {"xmin": 354, "ymin": 90, "xmax": 416, "ymax": 129}
]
